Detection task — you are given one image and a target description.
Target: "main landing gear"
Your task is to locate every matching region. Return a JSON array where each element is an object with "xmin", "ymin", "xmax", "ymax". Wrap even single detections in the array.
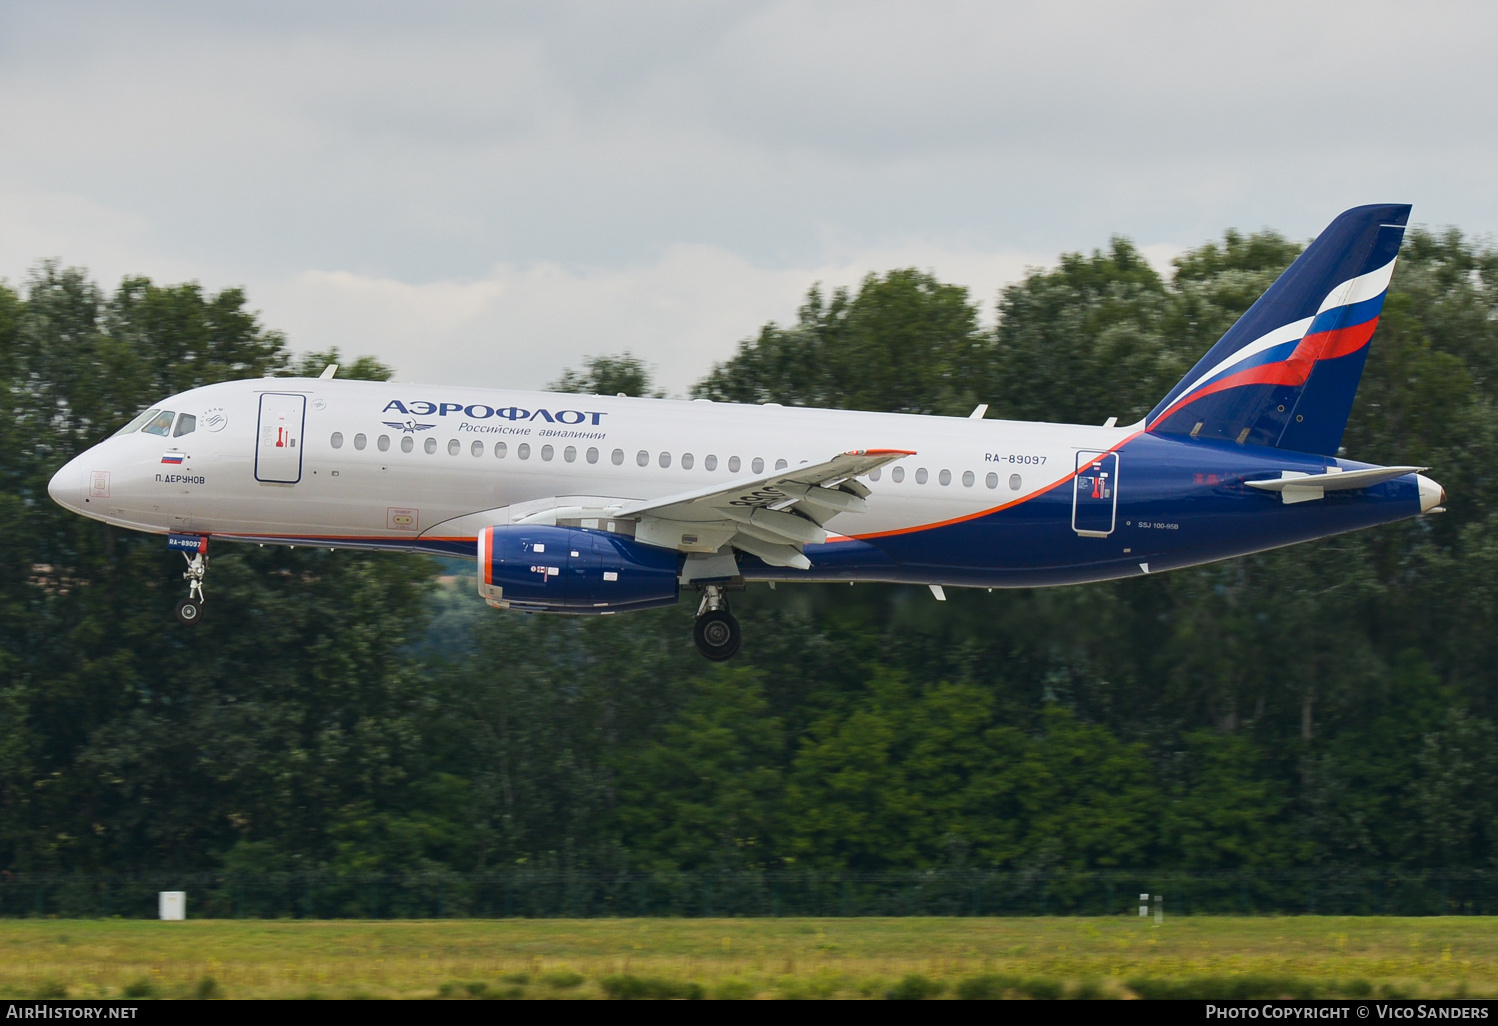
[
  {"xmin": 694, "ymin": 584, "xmax": 741, "ymax": 661},
  {"xmin": 176, "ymin": 552, "xmax": 207, "ymax": 626}
]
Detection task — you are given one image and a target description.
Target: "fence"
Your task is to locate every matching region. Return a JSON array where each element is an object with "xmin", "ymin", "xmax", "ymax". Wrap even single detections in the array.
[{"xmin": 3, "ymin": 870, "xmax": 1498, "ymax": 918}]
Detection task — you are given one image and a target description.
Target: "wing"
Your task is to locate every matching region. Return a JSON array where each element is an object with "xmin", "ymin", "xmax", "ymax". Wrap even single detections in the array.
[
  {"xmin": 625, "ymin": 448, "xmax": 911, "ymax": 568},
  {"xmin": 515, "ymin": 448, "xmax": 913, "ymax": 569}
]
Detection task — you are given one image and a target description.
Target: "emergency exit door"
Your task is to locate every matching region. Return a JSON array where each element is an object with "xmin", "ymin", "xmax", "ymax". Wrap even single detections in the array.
[
  {"xmin": 1072, "ymin": 450, "xmax": 1118, "ymax": 537},
  {"xmin": 255, "ymin": 393, "xmax": 306, "ymax": 483}
]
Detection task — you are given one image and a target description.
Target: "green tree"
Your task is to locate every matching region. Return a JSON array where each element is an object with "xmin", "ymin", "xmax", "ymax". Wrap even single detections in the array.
[
  {"xmin": 694, "ymin": 271, "xmax": 985, "ymax": 416},
  {"xmin": 0, "ymin": 265, "xmax": 433, "ymax": 874},
  {"xmin": 1161, "ymin": 731, "xmax": 1292, "ymax": 869},
  {"xmin": 283, "ymin": 347, "xmax": 394, "ymax": 382},
  {"xmin": 7, "ymin": 215, "xmax": 1498, "ymax": 887},
  {"xmin": 551, "ymin": 352, "xmax": 663, "ymax": 397},
  {"xmin": 613, "ymin": 667, "xmax": 783, "ymax": 871},
  {"xmin": 987, "ymin": 238, "xmax": 1172, "ymax": 425}
]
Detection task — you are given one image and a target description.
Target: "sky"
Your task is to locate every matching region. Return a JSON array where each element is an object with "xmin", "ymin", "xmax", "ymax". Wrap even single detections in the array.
[{"xmin": 1, "ymin": 1, "xmax": 1495, "ymax": 394}]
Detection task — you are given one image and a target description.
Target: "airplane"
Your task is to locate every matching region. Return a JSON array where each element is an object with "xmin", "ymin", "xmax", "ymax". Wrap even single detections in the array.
[{"xmin": 47, "ymin": 204, "xmax": 1443, "ymax": 660}]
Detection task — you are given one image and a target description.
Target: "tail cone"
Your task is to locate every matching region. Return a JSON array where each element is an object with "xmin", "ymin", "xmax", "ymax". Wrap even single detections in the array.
[{"xmin": 1416, "ymin": 474, "xmax": 1446, "ymax": 513}]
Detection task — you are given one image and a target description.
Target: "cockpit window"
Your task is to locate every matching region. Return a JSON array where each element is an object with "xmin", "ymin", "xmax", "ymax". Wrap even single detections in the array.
[
  {"xmin": 141, "ymin": 410, "xmax": 176, "ymax": 436},
  {"xmin": 114, "ymin": 408, "xmax": 161, "ymax": 437},
  {"xmin": 173, "ymin": 413, "xmax": 197, "ymax": 437}
]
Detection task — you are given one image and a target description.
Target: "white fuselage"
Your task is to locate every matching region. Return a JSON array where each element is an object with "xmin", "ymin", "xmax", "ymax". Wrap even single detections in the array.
[{"xmin": 50, "ymin": 377, "xmax": 1125, "ymax": 554}]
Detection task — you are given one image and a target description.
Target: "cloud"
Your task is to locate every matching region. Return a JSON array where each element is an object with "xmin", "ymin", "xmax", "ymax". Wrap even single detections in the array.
[
  {"xmin": 254, "ymin": 241, "xmax": 1052, "ymax": 395},
  {"xmin": 0, "ymin": 0, "xmax": 1489, "ymax": 396},
  {"xmin": 0, "ymin": 182, "xmax": 161, "ymax": 285}
]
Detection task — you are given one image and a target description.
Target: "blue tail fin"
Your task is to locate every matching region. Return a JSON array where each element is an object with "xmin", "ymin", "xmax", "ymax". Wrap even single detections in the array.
[{"xmin": 1147, "ymin": 203, "xmax": 1410, "ymax": 456}]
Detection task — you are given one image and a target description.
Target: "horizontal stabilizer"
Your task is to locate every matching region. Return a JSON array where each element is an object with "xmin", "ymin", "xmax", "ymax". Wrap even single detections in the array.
[{"xmin": 1245, "ymin": 465, "xmax": 1423, "ymax": 504}]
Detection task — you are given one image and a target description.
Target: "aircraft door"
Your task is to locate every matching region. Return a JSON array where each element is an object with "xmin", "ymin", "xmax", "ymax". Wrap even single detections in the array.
[
  {"xmin": 1072, "ymin": 450, "xmax": 1118, "ymax": 537},
  {"xmin": 255, "ymin": 392, "xmax": 306, "ymax": 484}
]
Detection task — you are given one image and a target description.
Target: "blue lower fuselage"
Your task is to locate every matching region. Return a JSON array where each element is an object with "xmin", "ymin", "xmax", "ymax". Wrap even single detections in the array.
[
  {"xmin": 754, "ymin": 433, "xmax": 1424, "ymax": 587},
  {"xmin": 340, "ymin": 432, "xmax": 1425, "ymax": 589}
]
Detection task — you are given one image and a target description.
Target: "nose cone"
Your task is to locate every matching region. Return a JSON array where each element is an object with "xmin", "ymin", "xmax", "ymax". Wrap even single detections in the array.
[
  {"xmin": 1416, "ymin": 473, "xmax": 1446, "ymax": 513},
  {"xmin": 48, "ymin": 461, "xmax": 72, "ymax": 506},
  {"xmin": 48, "ymin": 459, "xmax": 79, "ymax": 511}
]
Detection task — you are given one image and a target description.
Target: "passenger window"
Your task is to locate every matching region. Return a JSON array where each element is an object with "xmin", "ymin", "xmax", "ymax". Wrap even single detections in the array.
[
  {"xmin": 586, "ymin": 447, "xmax": 599, "ymax": 464},
  {"xmin": 915, "ymin": 468, "xmax": 929, "ymax": 484},
  {"xmin": 564, "ymin": 446, "xmax": 577, "ymax": 462},
  {"xmin": 141, "ymin": 410, "xmax": 176, "ymax": 436},
  {"xmin": 354, "ymin": 433, "xmax": 367, "ymax": 450},
  {"xmin": 541, "ymin": 444, "xmax": 554, "ymax": 461},
  {"xmin": 775, "ymin": 458, "xmax": 788, "ymax": 471},
  {"xmin": 1009, "ymin": 474, "xmax": 1022, "ymax": 491},
  {"xmin": 939, "ymin": 469, "xmax": 951, "ymax": 486},
  {"xmin": 471, "ymin": 440, "xmax": 484, "ymax": 457},
  {"xmin": 378, "ymin": 435, "xmax": 390, "ymax": 451},
  {"xmin": 751, "ymin": 458, "xmax": 764, "ymax": 474},
  {"xmin": 892, "ymin": 467, "xmax": 905, "ymax": 483},
  {"xmin": 986, "ymin": 472, "xmax": 998, "ymax": 489},
  {"xmin": 447, "ymin": 439, "xmax": 460, "ymax": 455},
  {"xmin": 705, "ymin": 454, "xmax": 717, "ymax": 471},
  {"xmin": 495, "ymin": 441, "xmax": 507, "ymax": 458},
  {"xmin": 173, "ymin": 413, "xmax": 197, "ymax": 437},
  {"xmin": 681, "ymin": 453, "xmax": 694, "ymax": 470},
  {"xmin": 401, "ymin": 436, "xmax": 414, "ymax": 453},
  {"xmin": 962, "ymin": 470, "xmax": 975, "ymax": 487},
  {"xmin": 728, "ymin": 456, "xmax": 741, "ymax": 473},
  {"xmin": 868, "ymin": 468, "xmax": 881, "ymax": 481},
  {"xmin": 612, "ymin": 449, "xmax": 624, "ymax": 465},
  {"xmin": 424, "ymin": 437, "xmax": 437, "ymax": 454},
  {"xmin": 518, "ymin": 443, "xmax": 531, "ymax": 460},
  {"xmin": 636, "ymin": 450, "xmax": 649, "ymax": 467},
  {"xmin": 115, "ymin": 408, "xmax": 160, "ymax": 436},
  {"xmin": 659, "ymin": 452, "xmax": 671, "ymax": 468},
  {"xmin": 330, "ymin": 432, "xmax": 344, "ymax": 449}
]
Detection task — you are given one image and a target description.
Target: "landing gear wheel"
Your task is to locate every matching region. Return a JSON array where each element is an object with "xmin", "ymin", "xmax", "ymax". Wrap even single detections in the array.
[
  {"xmin": 694, "ymin": 609, "xmax": 741, "ymax": 661},
  {"xmin": 177, "ymin": 550, "xmax": 208, "ymax": 625}
]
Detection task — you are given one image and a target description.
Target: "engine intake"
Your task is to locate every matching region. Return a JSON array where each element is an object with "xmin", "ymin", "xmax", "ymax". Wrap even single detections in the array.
[{"xmin": 476, "ymin": 525, "xmax": 680, "ymax": 613}]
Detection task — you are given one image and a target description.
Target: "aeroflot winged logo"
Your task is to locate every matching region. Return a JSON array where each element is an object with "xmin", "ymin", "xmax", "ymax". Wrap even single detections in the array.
[
  {"xmin": 383, "ymin": 400, "xmax": 607, "ymax": 426},
  {"xmin": 383, "ymin": 419, "xmax": 437, "ymax": 434}
]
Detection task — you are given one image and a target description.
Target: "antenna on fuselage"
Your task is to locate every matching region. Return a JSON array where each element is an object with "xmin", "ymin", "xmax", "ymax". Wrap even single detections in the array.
[{"xmin": 319, "ymin": 364, "xmax": 338, "ymax": 380}]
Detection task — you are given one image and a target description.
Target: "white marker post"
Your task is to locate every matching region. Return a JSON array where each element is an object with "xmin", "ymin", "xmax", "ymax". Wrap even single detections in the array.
[
  {"xmin": 159, "ymin": 891, "xmax": 186, "ymax": 920},
  {"xmin": 1139, "ymin": 892, "xmax": 1149, "ymax": 917},
  {"xmin": 1154, "ymin": 893, "xmax": 1163, "ymax": 925}
]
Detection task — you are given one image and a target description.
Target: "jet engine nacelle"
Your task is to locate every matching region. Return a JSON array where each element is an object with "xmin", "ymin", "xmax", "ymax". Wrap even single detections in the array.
[{"xmin": 476, "ymin": 524, "xmax": 680, "ymax": 613}]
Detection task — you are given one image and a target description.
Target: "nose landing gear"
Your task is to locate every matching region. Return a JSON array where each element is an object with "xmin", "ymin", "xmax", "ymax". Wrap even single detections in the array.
[
  {"xmin": 693, "ymin": 584, "xmax": 741, "ymax": 661},
  {"xmin": 175, "ymin": 552, "xmax": 206, "ymax": 625}
]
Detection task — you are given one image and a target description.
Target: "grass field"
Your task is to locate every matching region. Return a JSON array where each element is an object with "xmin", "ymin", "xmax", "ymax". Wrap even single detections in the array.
[{"xmin": 2, "ymin": 917, "xmax": 1496, "ymax": 999}]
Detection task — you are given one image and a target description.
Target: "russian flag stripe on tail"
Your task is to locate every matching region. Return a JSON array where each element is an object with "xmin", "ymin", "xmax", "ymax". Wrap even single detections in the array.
[{"xmin": 1147, "ymin": 203, "xmax": 1410, "ymax": 456}]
